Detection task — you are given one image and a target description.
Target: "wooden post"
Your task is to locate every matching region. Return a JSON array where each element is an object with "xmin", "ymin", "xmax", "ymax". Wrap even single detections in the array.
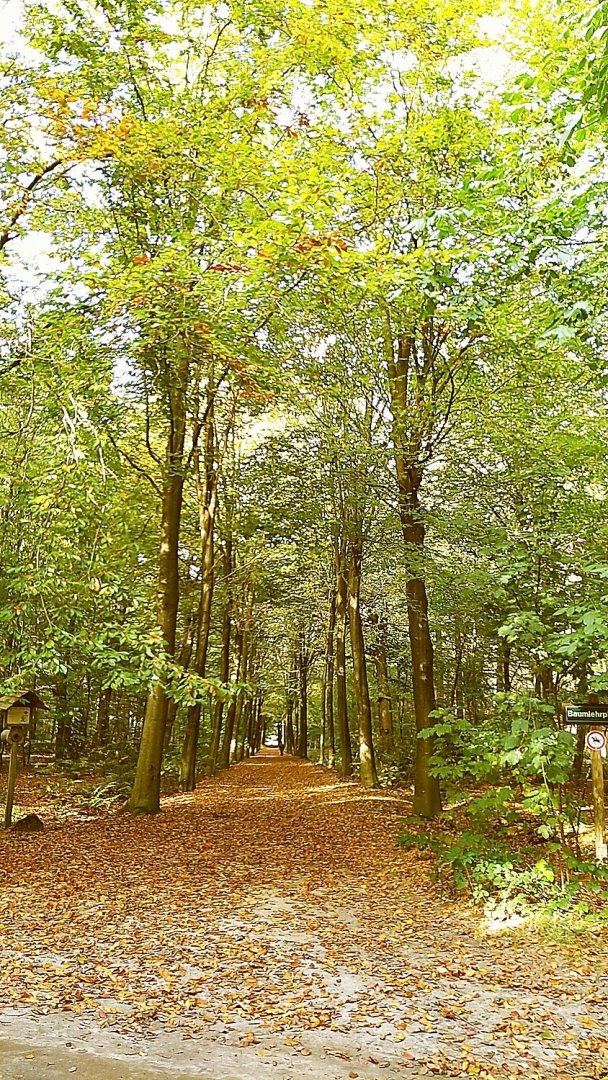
[
  {"xmin": 582, "ymin": 696, "xmax": 608, "ymax": 862},
  {"xmin": 4, "ymin": 738, "xmax": 19, "ymax": 828},
  {"xmin": 590, "ymin": 748, "xmax": 607, "ymax": 862}
]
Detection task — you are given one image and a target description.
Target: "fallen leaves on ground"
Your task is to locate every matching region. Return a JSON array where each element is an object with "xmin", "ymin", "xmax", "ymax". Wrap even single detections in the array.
[{"xmin": 1, "ymin": 752, "xmax": 607, "ymax": 1079}]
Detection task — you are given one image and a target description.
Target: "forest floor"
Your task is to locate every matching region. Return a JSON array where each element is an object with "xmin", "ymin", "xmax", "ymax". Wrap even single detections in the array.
[{"xmin": 0, "ymin": 751, "xmax": 607, "ymax": 1080}]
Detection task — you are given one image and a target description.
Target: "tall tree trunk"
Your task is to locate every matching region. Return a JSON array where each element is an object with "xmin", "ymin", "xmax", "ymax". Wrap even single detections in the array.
[
  {"xmin": 285, "ymin": 698, "xmax": 295, "ymax": 754},
  {"xmin": 347, "ymin": 534, "xmax": 378, "ymax": 788},
  {"xmin": 502, "ymin": 643, "xmax": 512, "ymax": 693},
  {"xmin": 130, "ymin": 352, "xmax": 188, "ymax": 815},
  {"xmin": 96, "ymin": 686, "xmax": 112, "ymax": 747},
  {"xmin": 232, "ymin": 689, "xmax": 247, "ymax": 763},
  {"xmin": 234, "ymin": 637, "xmax": 254, "ymax": 762},
  {"xmin": 297, "ymin": 632, "xmax": 309, "ymax": 759},
  {"xmin": 245, "ymin": 690, "xmax": 260, "ymax": 757},
  {"xmin": 451, "ymin": 627, "xmax": 464, "ymax": 719},
  {"xmin": 321, "ymin": 590, "xmax": 336, "ymax": 767},
  {"xmin": 233, "ymin": 609, "xmax": 254, "ymax": 762},
  {"xmin": 207, "ymin": 539, "xmax": 233, "ymax": 774},
  {"xmin": 235, "ymin": 695, "xmax": 249, "ymax": 761},
  {"xmin": 256, "ymin": 697, "xmax": 264, "ymax": 752},
  {"xmin": 164, "ymin": 613, "xmax": 195, "ymax": 748},
  {"xmin": 55, "ymin": 614, "xmax": 76, "ymax": 760},
  {"xmin": 218, "ymin": 625, "xmax": 244, "ymax": 769},
  {"xmin": 294, "ymin": 698, "xmax": 300, "ymax": 749},
  {"xmin": 54, "ymin": 669, "xmax": 70, "ymax": 761},
  {"xmin": 384, "ymin": 324, "xmax": 441, "ymax": 818},
  {"xmin": 335, "ymin": 556, "xmax": 352, "ymax": 776},
  {"xmin": 181, "ymin": 395, "xmax": 217, "ymax": 790},
  {"xmin": 371, "ymin": 615, "xmax": 394, "ymax": 751},
  {"xmin": 406, "ymin": 573, "xmax": 441, "ymax": 816},
  {"xmin": 244, "ymin": 696, "xmax": 256, "ymax": 756}
]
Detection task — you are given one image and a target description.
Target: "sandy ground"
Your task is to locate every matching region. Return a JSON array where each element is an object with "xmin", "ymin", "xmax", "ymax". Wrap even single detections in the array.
[{"xmin": 0, "ymin": 1015, "xmax": 436, "ymax": 1079}]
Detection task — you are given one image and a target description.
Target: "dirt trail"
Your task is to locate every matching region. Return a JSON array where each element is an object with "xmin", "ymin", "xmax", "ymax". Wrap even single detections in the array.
[{"xmin": 0, "ymin": 752, "xmax": 606, "ymax": 1079}]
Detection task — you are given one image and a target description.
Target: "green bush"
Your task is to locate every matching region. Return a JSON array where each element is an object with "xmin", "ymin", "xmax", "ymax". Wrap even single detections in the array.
[
  {"xmin": 400, "ymin": 693, "xmax": 607, "ymax": 921},
  {"xmin": 422, "ymin": 692, "xmax": 575, "ymax": 787},
  {"xmin": 399, "ymin": 820, "xmax": 608, "ymax": 920}
]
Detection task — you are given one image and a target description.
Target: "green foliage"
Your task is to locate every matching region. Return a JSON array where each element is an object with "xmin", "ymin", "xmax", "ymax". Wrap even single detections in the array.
[
  {"xmin": 404, "ymin": 691, "xmax": 602, "ymax": 920},
  {"xmin": 400, "ymin": 816, "xmax": 608, "ymax": 921},
  {"xmin": 423, "ymin": 693, "xmax": 575, "ymax": 788},
  {"xmin": 87, "ymin": 778, "xmax": 131, "ymax": 809}
]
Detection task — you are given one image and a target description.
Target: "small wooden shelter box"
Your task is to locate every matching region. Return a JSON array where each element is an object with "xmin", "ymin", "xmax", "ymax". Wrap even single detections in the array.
[{"xmin": 0, "ymin": 690, "xmax": 46, "ymax": 728}]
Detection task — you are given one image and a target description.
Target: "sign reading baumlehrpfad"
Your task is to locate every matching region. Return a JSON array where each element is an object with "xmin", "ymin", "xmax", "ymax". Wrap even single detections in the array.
[{"xmin": 564, "ymin": 703, "xmax": 608, "ymax": 725}]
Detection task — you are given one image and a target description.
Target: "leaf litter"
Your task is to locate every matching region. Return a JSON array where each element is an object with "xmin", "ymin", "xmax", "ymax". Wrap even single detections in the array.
[{"xmin": 1, "ymin": 751, "xmax": 607, "ymax": 1079}]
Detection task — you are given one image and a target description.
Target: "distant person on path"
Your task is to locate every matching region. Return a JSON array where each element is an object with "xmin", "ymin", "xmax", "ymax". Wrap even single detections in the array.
[{"xmin": 278, "ymin": 723, "xmax": 285, "ymax": 756}]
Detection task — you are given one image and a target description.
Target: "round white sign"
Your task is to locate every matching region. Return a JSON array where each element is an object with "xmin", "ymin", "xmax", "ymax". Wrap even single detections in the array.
[{"xmin": 586, "ymin": 729, "xmax": 607, "ymax": 752}]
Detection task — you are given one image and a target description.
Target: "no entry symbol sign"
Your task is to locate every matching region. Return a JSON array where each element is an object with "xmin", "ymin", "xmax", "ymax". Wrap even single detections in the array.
[{"xmin": 586, "ymin": 729, "xmax": 607, "ymax": 753}]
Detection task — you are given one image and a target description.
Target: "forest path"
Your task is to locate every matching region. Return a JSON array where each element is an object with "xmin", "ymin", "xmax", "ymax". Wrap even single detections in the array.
[{"xmin": 0, "ymin": 751, "xmax": 607, "ymax": 1079}]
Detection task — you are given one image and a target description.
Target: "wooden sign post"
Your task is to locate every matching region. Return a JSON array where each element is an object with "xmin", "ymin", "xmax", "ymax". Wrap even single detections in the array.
[
  {"xmin": 586, "ymin": 729, "xmax": 607, "ymax": 862},
  {"xmin": 0, "ymin": 689, "xmax": 47, "ymax": 828},
  {"xmin": 2, "ymin": 729, "xmax": 24, "ymax": 828},
  {"xmin": 564, "ymin": 703, "xmax": 608, "ymax": 863}
]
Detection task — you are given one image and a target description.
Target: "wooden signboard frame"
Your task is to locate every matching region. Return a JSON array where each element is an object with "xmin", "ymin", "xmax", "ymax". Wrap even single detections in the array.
[{"xmin": 563, "ymin": 703, "xmax": 608, "ymax": 726}]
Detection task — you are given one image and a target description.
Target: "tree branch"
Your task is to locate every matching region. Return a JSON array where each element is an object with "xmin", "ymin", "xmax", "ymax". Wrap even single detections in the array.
[{"xmin": 0, "ymin": 159, "xmax": 67, "ymax": 252}]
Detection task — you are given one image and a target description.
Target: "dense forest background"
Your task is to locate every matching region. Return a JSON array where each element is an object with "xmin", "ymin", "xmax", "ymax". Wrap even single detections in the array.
[{"xmin": 3, "ymin": 0, "xmax": 608, "ymax": 903}]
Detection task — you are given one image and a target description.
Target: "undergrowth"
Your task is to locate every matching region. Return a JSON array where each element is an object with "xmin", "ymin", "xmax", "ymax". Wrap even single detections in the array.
[{"xmin": 399, "ymin": 692, "xmax": 608, "ymax": 926}]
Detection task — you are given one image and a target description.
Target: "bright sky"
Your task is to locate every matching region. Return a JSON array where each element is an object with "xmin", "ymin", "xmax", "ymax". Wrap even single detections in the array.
[
  {"xmin": 1, "ymin": 0, "xmax": 24, "ymax": 47},
  {"xmin": 1, "ymin": 0, "xmax": 59, "ymax": 296}
]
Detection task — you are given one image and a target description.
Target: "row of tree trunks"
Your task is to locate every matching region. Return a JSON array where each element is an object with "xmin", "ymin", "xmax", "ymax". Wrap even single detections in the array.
[
  {"xmin": 236, "ymin": 692, "xmax": 264, "ymax": 760},
  {"xmin": 129, "ymin": 362, "xmax": 261, "ymax": 807},
  {"xmin": 180, "ymin": 392, "xmax": 217, "ymax": 790},
  {"xmin": 236, "ymin": 632, "xmax": 257, "ymax": 762},
  {"xmin": 315, "ymin": 520, "xmax": 380, "ymax": 784}
]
